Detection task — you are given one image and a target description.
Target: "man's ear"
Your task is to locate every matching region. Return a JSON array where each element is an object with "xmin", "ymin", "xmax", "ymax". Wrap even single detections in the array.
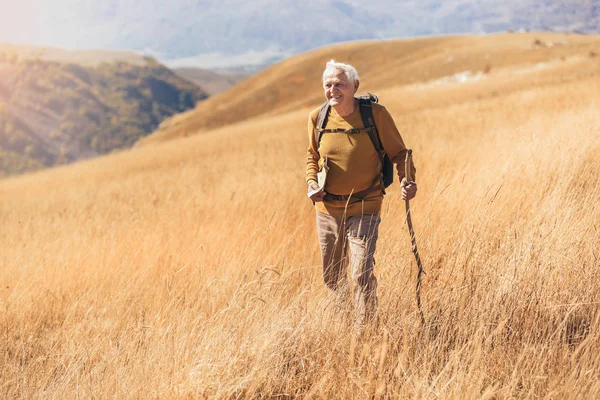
[{"xmin": 354, "ymin": 80, "xmax": 360, "ymax": 93}]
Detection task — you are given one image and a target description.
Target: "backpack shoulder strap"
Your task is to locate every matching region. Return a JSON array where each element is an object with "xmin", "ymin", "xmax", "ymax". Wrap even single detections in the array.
[
  {"xmin": 359, "ymin": 96, "xmax": 394, "ymax": 192},
  {"xmin": 358, "ymin": 97, "xmax": 385, "ymax": 157},
  {"xmin": 315, "ymin": 101, "xmax": 330, "ymax": 147}
]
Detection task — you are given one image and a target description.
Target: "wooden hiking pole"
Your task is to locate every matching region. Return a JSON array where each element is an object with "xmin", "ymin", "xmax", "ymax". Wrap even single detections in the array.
[{"xmin": 404, "ymin": 149, "xmax": 425, "ymax": 325}]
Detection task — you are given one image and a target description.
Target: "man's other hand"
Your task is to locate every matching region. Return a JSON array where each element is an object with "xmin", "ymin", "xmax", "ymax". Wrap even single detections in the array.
[
  {"xmin": 401, "ymin": 178, "xmax": 417, "ymax": 201},
  {"xmin": 307, "ymin": 180, "xmax": 325, "ymax": 202}
]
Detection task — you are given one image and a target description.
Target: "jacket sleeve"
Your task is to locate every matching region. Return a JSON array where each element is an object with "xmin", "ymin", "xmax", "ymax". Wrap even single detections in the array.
[
  {"xmin": 306, "ymin": 112, "xmax": 320, "ymax": 184},
  {"xmin": 375, "ymin": 105, "xmax": 416, "ymax": 183}
]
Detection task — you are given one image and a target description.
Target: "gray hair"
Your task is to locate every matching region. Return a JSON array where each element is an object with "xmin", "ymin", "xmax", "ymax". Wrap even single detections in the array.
[{"xmin": 322, "ymin": 59, "xmax": 359, "ymax": 84}]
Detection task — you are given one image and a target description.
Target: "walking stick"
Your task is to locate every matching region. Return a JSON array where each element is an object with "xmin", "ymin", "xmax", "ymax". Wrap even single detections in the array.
[{"xmin": 404, "ymin": 149, "xmax": 426, "ymax": 325}]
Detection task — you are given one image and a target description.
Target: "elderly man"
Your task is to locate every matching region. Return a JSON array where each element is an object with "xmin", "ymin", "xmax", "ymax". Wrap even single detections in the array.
[{"xmin": 306, "ymin": 59, "xmax": 417, "ymax": 327}]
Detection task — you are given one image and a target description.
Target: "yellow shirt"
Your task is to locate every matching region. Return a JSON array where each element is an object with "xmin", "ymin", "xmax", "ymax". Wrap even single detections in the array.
[{"xmin": 306, "ymin": 102, "xmax": 415, "ymax": 216}]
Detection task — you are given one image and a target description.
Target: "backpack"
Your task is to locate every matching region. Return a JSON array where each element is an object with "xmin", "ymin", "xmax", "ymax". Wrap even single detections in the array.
[{"xmin": 315, "ymin": 93, "xmax": 394, "ymax": 191}]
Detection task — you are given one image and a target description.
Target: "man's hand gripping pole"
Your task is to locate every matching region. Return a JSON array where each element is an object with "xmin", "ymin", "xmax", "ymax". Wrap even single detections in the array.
[{"xmin": 404, "ymin": 149, "xmax": 425, "ymax": 325}]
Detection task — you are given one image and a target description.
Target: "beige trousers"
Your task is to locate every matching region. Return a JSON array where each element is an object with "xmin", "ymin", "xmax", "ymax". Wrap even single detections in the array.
[{"xmin": 316, "ymin": 211, "xmax": 380, "ymax": 326}]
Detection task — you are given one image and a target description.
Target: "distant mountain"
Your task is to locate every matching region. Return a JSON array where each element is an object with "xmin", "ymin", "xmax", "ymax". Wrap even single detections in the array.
[
  {"xmin": 0, "ymin": 50, "xmax": 207, "ymax": 177},
  {"xmin": 173, "ymin": 68, "xmax": 248, "ymax": 95},
  {"xmin": 0, "ymin": 43, "xmax": 150, "ymax": 66},
  {"xmin": 0, "ymin": 0, "xmax": 598, "ymax": 68}
]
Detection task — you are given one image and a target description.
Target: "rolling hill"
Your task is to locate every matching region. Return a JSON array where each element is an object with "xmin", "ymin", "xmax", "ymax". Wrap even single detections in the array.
[
  {"xmin": 140, "ymin": 32, "xmax": 600, "ymax": 146},
  {"xmin": 0, "ymin": 47, "xmax": 207, "ymax": 177},
  {"xmin": 1, "ymin": 33, "xmax": 599, "ymax": 398}
]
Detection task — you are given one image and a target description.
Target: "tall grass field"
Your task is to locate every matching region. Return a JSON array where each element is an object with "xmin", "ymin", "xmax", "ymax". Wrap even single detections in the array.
[{"xmin": 1, "ymin": 33, "xmax": 600, "ymax": 398}]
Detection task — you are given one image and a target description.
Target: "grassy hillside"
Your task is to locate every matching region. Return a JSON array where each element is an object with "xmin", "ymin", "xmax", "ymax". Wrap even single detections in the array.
[
  {"xmin": 0, "ymin": 51, "xmax": 207, "ymax": 177},
  {"xmin": 140, "ymin": 32, "xmax": 600, "ymax": 146},
  {"xmin": 1, "ymin": 33, "xmax": 600, "ymax": 398}
]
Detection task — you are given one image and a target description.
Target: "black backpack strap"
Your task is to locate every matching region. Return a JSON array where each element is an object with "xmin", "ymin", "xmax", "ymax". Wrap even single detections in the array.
[
  {"xmin": 315, "ymin": 101, "xmax": 330, "ymax": 148},
  {"xmin": 359, "ymin": 97, "xmax": 395, "ymax": 192},
  {"xmin": 319, "ymin": 127, "xmax": 370, "ymax": 134},
  {"xmin": 358, "ymin": 98, "xmax": 385, "ymax": 162}
]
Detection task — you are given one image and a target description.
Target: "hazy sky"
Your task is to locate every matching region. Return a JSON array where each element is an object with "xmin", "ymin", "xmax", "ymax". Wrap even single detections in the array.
[
  {"xmin": 1, "ymin": 0, "xmax": 597, "ymax": 69},
  {"xmin": 0, "ymin": 0, "xmax": 120, "ymax": 48},
  {"xmin": 0, "ymin": 1, "xmax": 46, "ymax": 45}
]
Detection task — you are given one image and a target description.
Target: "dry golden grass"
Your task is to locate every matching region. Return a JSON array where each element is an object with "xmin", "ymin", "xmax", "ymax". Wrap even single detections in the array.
[{"xmin": 1, "ymin": 34, "xmax": 600, "ymax": 398}]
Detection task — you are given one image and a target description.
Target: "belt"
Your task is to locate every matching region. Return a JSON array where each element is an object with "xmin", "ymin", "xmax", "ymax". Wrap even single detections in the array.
[{"xmin": 323, "ymin": 184, "xmax": 382, "ymax": 202}]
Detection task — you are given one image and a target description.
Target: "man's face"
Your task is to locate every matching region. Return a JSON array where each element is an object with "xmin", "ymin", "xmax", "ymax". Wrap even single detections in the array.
[{"xmin": 323, "ymin": 69, "xmax": 357, "ymax": 109}]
